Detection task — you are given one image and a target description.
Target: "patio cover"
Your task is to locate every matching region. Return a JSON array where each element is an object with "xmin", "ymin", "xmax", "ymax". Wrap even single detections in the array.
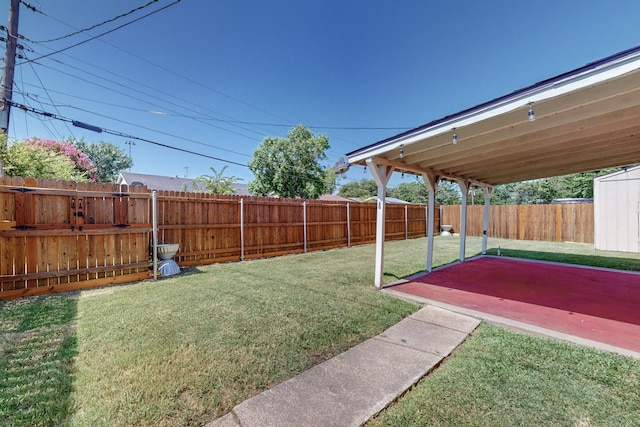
[{"xmin": 343, "ymin": 45, "xmax": 640, "ymax": 288}]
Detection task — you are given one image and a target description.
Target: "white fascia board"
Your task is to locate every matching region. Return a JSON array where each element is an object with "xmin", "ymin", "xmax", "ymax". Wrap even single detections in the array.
[
  {"xmin": 594, "ymin": 164, "xmax": 640, "ymax": 183},
  {"xmin": 348, "ymin": 52, "xmax": 640, "ymax": 165}
]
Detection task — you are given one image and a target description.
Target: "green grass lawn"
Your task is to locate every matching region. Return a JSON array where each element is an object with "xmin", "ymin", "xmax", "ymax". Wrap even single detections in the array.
[
  {"xmin": 1, "ymin": 236, "xmax": 639, "ymax": 426},
  {"xmin": 368, "ymin": 323, "xmax": 640, "ymax": 427}
]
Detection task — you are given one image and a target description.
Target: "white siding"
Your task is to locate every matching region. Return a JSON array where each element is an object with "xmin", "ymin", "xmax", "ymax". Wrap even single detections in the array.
[{"xmin": 594, "ymin": 166, "xmax": 640, "ymax": 253}]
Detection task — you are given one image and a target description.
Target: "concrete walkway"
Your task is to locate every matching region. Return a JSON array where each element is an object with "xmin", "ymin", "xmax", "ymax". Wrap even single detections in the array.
[{"xmin": 207, "ymin": 305, "xmax": 480, "ymax": 427}]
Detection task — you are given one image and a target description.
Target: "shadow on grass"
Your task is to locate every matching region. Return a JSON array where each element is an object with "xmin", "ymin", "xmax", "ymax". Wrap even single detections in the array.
[
  {"xmin": 384, "ymin": 271, "xmax": 429, "ymax": 281},
  {"xmin": 0, "ymin": 294, "xmax": 78, "ymax": 426},
  {"xmin": 485, "ymin": 247, "xmax": 640, "ymax": 271},
  {"xmin": 171, "ymin": 266, "xmax": 208, "ymax": 277}
]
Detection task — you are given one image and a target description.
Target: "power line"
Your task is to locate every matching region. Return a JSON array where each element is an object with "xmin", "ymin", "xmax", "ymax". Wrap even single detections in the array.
[
  {"xmin": 9, "ymin": 7, "xmax": 401, "ymax": 162},
  {"xmin": 4, "ymin": 99, "xmax": 366, "ymax": 189},
  {"xmin": 22, "ymin": 52, "xmax": 74, "ymax": 137},
  {"xmin": 16, "ymin": 54, "xmax": 389, "ymax": 160},
  {"xmin": 13, "ymin": 82, "xmax": 413, "ymax": 132},
  {"xmin": 5, "ymin": 99, "xmax": 250, "ymax": 167},
  {"xmin": 21, "ymin": 5, "xmax": 299, "ymax": 129},
  {"xmin": 31, "ymin": 0, "xmax": 163, "ymax": 43},
  {"xmin": 21, "ymin": 57, "xmax": 263, "ymax": 143},
  {"xmin": 13, "ymin": 11, "xmax": 372, "ymax": 152},
  {"xmin": 17, "ymin": 0, "xmax": 182, "ymax": 65},
  {"xmin": 12, "ymin": 87, "xmax": 254, "ymax": 159},
  {"xmin": 14, "ymin": 52, "xmax": 371, "ymax": 163},
  {"xmin": 24, "ymin": 52, "xmax": 266, "ymax": 140}
]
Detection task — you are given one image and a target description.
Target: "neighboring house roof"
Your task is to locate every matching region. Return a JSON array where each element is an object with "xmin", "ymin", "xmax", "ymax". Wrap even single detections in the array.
[
  {"xmin": 362, "ymin": 196, "xmax": 411, "ymax": 204},
  {"xmin": 117, "ymin": 172, "xmax": 249, "ymax": 195},
  {"xmin": 551, "ymin": 198, "xmax": 593, "ymax": 204},
  {"xmin": 319, "ymin": 194, "xmax": 361, "ymax": 203}
]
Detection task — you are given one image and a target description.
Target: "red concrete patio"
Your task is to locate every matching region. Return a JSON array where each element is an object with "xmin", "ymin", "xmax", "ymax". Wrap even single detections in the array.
[{"xmin": 388, "ymin": 256, "xmax": 640, "ymax": 353}]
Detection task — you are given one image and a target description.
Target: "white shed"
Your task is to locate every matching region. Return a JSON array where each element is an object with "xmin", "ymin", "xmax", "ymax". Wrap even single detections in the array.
[{"xmin": 594, "ymin": 166, "xmax": 640, "ymax": 253}]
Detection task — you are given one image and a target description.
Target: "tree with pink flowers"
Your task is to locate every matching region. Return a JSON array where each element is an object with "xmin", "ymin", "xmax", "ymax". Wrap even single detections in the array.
[
  {"xmin": 4, "ymin": 137, "xmax": 98, "ymax": 182},
  {"xmin": 28, "ymin": 138, "xmax": 98, "ymax": 180}
]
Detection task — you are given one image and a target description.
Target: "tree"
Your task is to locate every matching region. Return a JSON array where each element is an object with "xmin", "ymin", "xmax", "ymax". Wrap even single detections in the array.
[
  {"xmin": 435, "ymin": 180, "xmax": 462, "ymax": 205},
  {"xmin": 323, "ymin": 167, "xmax": 337, "ymax": 195},
  {"xmin": 72, "ymin": 139, "xmax": 132, "ymax": 183},
  {"xmin": 338, "ymin": 179, "xmax": 378, "ymax": 199},
  {"xmin": 0, "ymin": 133, "xmax": 7, "ymax": 175},
  {"xmin": 4, "ymin": 140, "xmax": 92, "ymax": 181},
  {"xmin": 490, "ymin": 183, "xmax": 516, "ymax": 205},
  {"xmin": 388, "ymin": 179, "xmax": 462, "ymax": 205},
  {"xmin": 388, "ymin": 181, "xmax": 428, "ymax": 203},
  {"xmin": 466, "ymin": 183, "xmax": 516, "ymax": 205},
  {"xmin": 27, "ymin": 138, "xmax": 97, "ymax": 180},
  {"xmin": 248, "ymin": 125, "xmax": 333, "ymax": 198},
  {"xmin": 195, "ymin": 166, "xmax": 243, "ymax": 195},
  {"xmin": 560, "ymin": 169, "xmax": 620, "ymax": 199}
]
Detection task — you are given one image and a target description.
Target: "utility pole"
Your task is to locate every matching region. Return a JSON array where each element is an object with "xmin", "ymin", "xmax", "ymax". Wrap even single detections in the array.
[{"xmin": 0, "ymin": 0, "xmax": 20, "ymax": 176}]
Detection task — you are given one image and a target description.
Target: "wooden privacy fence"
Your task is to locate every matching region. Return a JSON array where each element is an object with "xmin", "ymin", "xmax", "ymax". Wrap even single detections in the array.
[
  {"xmin": 0, "ymin": 177, "xmax": 437, "ymax": 299},
  {"xmin": 440, "ymin": 203, "xmax": 594, "ymax": 243},
  {"xmin": 155, "ymin": 191, "xmax": 437, "ymax": 266}
]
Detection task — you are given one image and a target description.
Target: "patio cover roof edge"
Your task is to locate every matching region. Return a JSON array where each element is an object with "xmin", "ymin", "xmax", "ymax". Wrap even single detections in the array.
[{"xmin": 346, "ymin": 44, "xmax": 640, "ymax": 163}]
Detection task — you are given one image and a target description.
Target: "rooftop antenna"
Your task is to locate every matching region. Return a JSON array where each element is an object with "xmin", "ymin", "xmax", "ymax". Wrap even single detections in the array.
[
  {"xmin": 184, "ymin": 166, "xmax": 189, "ymax": 178},
  {"xmin": 124, "ymin": 140, "xmax": 135, "ymax": 172}
]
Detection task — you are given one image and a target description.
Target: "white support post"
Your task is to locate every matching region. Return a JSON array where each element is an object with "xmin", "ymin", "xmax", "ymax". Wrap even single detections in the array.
[
  {"xmin": 482, "ymin": 186, "xmax": 493, "ymax": 254},
  {"xmin": 303, "ymin": 201, "xmax": 307, "ymax": 253},
  {"xmin": 346, "ymin": 202, "xmax": 351, "ymax": 247},
  {"xmin": 240, "ymin": 198, "xmax": 245, "ymax": 260},
  {"xmin": 422, "ymin": 172, "xmax": 438, "ymax": 273},
  {"xmin": 367, "ymin": 157, "xmax": 394, "ymax": 289},
  {"xmin": 458, "ymin": 180, "xmax": 470, "ymax": 262}
]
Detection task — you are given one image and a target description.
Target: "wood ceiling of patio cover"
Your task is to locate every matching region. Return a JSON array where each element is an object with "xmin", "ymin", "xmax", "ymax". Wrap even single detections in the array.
[{"xmin": 346, "ymin": 46, "xmax": 640, "ymax": 187}]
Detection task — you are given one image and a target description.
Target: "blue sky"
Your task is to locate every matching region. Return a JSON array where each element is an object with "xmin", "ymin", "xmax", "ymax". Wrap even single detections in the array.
[{"xmin": 2, "ymin": 1, "xmax": 640, "ymax": 189}]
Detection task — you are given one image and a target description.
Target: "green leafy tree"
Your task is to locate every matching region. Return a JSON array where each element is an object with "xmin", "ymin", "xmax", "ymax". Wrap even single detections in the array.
[
  {"xmin": 338, "ymin": 179, "xmax": 378, "ymax": 199},
  {"xmin": 248, "ymin": 125, "xmax": 332, "ymax": 199},
  {"xmin": 389, "ymin": 181, "xmax": 427, "ymax": 203},
  {"xmin": 435, "ymin": 180, "xmax": 462, "ymax": 205},
  {"xmin": 4, "ymin": 140, "xmax": 91, "ymax": 181},
  {"xmin": 323, "ymin": 167, "xmax": 337, "ymax": 195},
  {"xmin": 490, "ymin": 183, "xmax": 516, "ymax": 205},
  {"xmin": 560, "ymin": 169, "xmax": 620, "ymax": 199},
  {"xmin": 536, "ymin": 176, "xmax": 564, "ymax": 203},
  {"xmin": 195, "ymin": 166, "xmax": 243, "ymax": 195},
  {"xmin": 388, "ymin": 179, "xmax": 462, "ymax": 205},
  {"xmin": 467, "ymin": 184, "xmax": 511, "ymax": 205},
  {"xmin": 511, "ymin": 180, "xmax": 543, "ymax": 204},
  {"xmin": 72, "ymin": 138, "xmax": 132, "ymax": 183},
  {"xmin": 0, "ymin": 133, "xmax": 7, "ymax": 174}
]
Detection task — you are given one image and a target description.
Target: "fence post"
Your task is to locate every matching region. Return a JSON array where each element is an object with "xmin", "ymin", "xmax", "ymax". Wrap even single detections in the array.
[
  {"xmin": 425, "ymin": 205, "xmax": 428, "ymax": 237},
  {"xmin": 405, "ymin": 204, "xmax": 408, "ymax": 240},
  {"xmin": 303, "ymin": 201, "xmax": 307, "ymax": 253},
  {"xmin": 347, "ymin": 202, "xmax": 351, "ymax": 247},
  {"xmin": 152, "ymin": 190, "xmax": 158, "ymax": 280},
  {"xmin": 240, "ymin": 198, "xmax": 245, "ymax": 260}
]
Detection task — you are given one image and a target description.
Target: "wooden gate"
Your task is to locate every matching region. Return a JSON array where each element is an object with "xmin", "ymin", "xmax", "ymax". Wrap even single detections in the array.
[{"xmin": 0, "ymin": 177, "xmax": 152, "ymax": 299}]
